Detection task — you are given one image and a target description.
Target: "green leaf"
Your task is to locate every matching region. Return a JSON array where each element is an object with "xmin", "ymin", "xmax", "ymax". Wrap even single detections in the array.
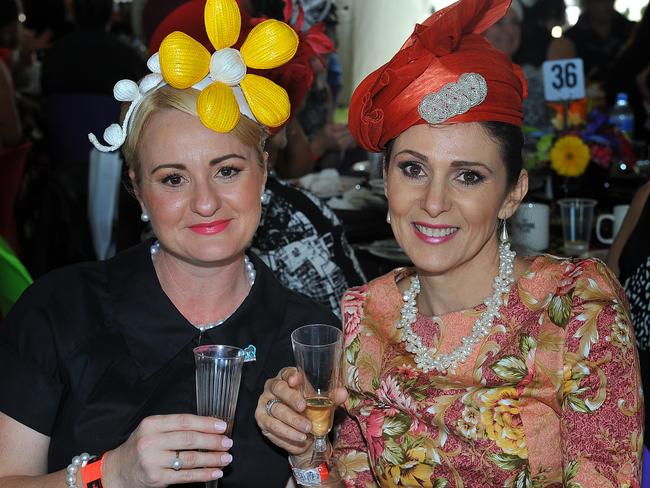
[
  {"xmin": 489, "ymin": 452, "xmax": 527, "ymax": 470},
  {"xmin": 346, "ymin": 335, "xmax": 361, "ymax": 364},
  {"xmin": 564, "ymin": 460, "xmax": 579, "ymax": 481},
  {"xmin": 381, "ymin": 438, "xmax": 404, "ymax": 466},
  {"xmin": 371, "ymin": 377, "xmax": 380, "ymax": 390},
  {"xmin": 382, "ymin": 412, "xmax": 412, "ymax": 438},
  {"xmin": 519, "ymin": 335, "xmax": 537, "ymax": 357},
  {"xmin": 490, "ymin": 355, "xmax": 528, "ymax": 383},
  {"xmin": 515, "ymin": 468, "xmax": 532, "ymax": 488},
  {"xmin": 433, "ymin": 478, "xmax": 449, "ymax": 488},
  {"xmin": 568, "ymin": 396, "xmax": 593, "ymax": 414},
  {"xmin": 548, "ymin": 290, "xmax": 574, "ymax": 328}
]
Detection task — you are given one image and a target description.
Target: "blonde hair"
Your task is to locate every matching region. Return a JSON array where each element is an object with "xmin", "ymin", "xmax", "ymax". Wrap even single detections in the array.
[{"xmin": 121, "ymin": 85, "xmax": 268, "ymax": 180}]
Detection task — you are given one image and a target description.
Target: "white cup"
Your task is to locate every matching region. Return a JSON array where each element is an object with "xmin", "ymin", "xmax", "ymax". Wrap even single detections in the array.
[
  {"xmin": 596, "ymin": 204, "xmax": 629, "ymax": 245},
  {"xmin": 512, "ymin": 203, "xmax": 550, "ymax": 252}
]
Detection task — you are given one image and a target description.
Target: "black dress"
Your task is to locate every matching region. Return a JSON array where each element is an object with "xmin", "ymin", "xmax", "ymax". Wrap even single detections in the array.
[{"xmin": 0, "ymin": 241, "xmax": 339, "ymax": 487}]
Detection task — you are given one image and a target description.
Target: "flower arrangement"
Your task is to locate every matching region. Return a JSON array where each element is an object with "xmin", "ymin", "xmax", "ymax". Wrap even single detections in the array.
[{"xmin": 526, "ymin": 100, "xmax": 636, "ymax": 178}]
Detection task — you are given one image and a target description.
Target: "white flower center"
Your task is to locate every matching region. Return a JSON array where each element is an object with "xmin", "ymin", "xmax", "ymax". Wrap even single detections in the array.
[{"xmin": 210, "ymin": 48, "xmax": 247, "ymax": 86}]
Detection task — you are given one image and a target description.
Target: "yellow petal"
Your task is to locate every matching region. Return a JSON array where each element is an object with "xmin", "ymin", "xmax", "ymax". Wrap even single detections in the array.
[
  {"xmin": 204, "ymin": 0, "xmax": 241, "ymax": 50},
  {"xmin": 240, "ymin": 19, "xmax": 298, "ymax": 69},
  {"xmin": 240, "ymin": 74, "xmax": 290, "ymax": 127},
  {"xmin": 197, "ymin": 82, "xmax": 240, "ymax": 132},
  {"xmin": 159, "ymin": 31, "xmax": 210, "ymax": 89}
]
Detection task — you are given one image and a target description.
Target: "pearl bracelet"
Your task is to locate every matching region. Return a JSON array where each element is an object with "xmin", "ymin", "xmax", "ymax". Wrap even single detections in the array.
[{"xmin": 66, "ymin": 452, "xmax": 92, "ymax": 487}]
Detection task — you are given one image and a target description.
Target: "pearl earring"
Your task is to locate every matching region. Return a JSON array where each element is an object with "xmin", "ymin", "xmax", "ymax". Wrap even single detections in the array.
[
  {"xmin": 141, "ymin": 212, "xmax": 150, "ymax": 222},
  {"xmin": 386, "ymin": 212, "xmax": 391, "ymax": 224}
]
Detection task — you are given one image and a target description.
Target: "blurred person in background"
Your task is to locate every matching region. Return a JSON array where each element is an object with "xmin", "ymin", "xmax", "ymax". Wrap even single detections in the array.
[
  {"xmin": 514, "ymin": 0, "xmax": 567, "ymax": 68},
  {"xmin": 484, "ymin": 0, "xmax": 549, "ymax": 128},
  {"xmin": 548, "ymin": 0, "xmax": 634, "ymax": 86},
  {"xmin": 0, "ymin": 0, "xmax": 22, "ymax": 148},
  {"xmin": 41, "ymin": 0, "xmax": 146, "ymax": 96}
]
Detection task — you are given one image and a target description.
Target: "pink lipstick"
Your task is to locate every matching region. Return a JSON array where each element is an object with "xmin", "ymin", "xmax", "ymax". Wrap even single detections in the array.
[
  {"xmin": 412, "ymin": 222, "xmax": 459, "ymax": 244},
  {"xmin": 189, "ymin": 219, "xmax": 232, "ymax": 235}
]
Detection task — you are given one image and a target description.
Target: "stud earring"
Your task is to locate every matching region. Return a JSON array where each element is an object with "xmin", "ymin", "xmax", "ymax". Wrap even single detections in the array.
[
  {"xmin": 386, "ymin": 212, "xmax": 391, "ymax": 224},
  {"xmin": 499, "ymin": 219, "xmax": 509, "ymax": 244},
  {"xmin": 141, "ymin": 212, "xmax": 150, "ymax": 222}
]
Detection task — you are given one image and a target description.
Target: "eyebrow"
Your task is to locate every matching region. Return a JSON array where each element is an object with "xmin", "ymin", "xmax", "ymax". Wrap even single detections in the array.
[
  {"xmin": 150, "ymin": 154, "xmax": 247, "ymax": 175},
  {"xmin": 394, "ymin": 149, "xmax": 494, "ymax": 174}
]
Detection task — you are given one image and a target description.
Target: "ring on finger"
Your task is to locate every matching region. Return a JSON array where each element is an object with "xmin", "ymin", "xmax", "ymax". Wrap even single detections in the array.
[
  {"xmin": 171, "ymin": 451, "xmax": 183, "ymax": 471},
  {"xmin": 265, "ymin": 398, "xmax": 283, "ymax": 417}
]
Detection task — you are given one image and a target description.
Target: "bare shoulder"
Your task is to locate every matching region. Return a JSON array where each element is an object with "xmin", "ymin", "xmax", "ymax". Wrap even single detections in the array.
[{"xmin": 0, "ymin": 412, "xmax": 49, "ymax": 476}]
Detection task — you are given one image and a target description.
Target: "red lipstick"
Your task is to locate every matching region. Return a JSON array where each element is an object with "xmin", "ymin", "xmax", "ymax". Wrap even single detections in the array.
[
  {"xmin": 412, "ymin": 222, "xmax": 459, "ymax": 245},
  {"xmin": 188, "ymin": 219, "xmax": 232, "ymax": 235}
]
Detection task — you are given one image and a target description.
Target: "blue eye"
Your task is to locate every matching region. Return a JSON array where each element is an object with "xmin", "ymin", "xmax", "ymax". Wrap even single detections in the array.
[
  {"xmin": 397, "ymin": 161, "xmax": 426, "ymax": 179},
  {"xmin": 456, "ymin": 170, "xmax": 485, "ymax": 185}
]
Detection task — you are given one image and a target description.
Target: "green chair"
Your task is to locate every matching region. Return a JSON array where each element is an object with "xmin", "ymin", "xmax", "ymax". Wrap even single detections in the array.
[{"xmin": 0, "ymin": 236, "xmax": 32, "ymax": 319}]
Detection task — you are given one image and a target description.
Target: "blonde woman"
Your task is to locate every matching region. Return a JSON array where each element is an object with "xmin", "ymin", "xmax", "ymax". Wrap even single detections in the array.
[{"xmin": 0, "ymin": 1, "xmax": 336, "ymax": 487}]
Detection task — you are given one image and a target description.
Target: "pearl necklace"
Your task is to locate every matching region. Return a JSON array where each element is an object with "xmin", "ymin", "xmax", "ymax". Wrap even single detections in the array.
[
  {"xmin": 150, "ymin": 241, "xmax": 256, "ymax": 333},
  {"xmin": 398, "ymin": 240, "xmax": 516, "ymax": 374}
]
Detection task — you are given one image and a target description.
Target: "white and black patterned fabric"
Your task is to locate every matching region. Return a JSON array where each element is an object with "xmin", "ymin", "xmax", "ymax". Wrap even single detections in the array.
[
  {"xmin": 251, "ymin": 173, "xmax": 366, "ymax": 317},
  {"xmin": 625, "ymin": 255, "xmax": 650, "ymax": 351}
]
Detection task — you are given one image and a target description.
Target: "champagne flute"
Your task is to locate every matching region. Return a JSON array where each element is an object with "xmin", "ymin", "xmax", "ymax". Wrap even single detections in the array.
[{"xmin": 291, "ymin": 324, "xmax": 342, "ymax": 466}]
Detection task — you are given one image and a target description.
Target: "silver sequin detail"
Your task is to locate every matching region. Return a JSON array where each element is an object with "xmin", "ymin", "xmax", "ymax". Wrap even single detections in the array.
[{"xmin": 418, "ymin": 72, "xmax": 488, "ymax": 125}]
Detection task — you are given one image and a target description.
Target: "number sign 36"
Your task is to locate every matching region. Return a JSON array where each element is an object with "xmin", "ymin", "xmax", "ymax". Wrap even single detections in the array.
[{"xmin": 542, "ymin": 58, "xmax": 585, "ymax": 101}]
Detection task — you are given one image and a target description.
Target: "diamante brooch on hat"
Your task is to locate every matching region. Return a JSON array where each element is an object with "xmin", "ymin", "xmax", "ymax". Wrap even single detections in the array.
[{"xmin": 418, "ymin": 72, "xmax": 487, "ymax": 125}]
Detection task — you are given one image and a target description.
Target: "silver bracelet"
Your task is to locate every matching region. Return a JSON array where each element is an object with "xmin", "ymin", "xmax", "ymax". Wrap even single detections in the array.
[{"xmin": 65, "ymin": 452, "xmax": 92, "ymax": 487}]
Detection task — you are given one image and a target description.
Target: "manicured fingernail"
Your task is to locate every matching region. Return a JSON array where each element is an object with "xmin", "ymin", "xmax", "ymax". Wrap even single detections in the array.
[
  {"xmin": 222, "ymin": 437, "xmax": 233, "ymax": 448},
  {"xmin": 212, "ymin": 469, "xmax": 223, "ymax": 479},
  {"xmin": 296, "ymin": 400, "xmax": 305, "ymax": 410},
  {"xmin": 298, "ymin": 433, "xmax": 307, "ymax": 441},
  {"xmin": 303, "ymin": 423, "xmax": 312, "ymax": 433},
  {"xmin": 214, "ymin": 420, "xmax": 227, "ymax": 432},
  {"xmin": 222, "ymin": 453, "xmax": 232, "ymax": 464}
]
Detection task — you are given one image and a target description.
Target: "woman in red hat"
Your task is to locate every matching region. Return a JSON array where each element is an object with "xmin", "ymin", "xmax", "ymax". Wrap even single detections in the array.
[{"xmin": 256, "ymin": 0, "xmax": 643, "ymax": 486}]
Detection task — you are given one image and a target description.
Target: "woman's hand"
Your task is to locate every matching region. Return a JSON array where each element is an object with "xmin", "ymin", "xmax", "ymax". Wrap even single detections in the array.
[
  {"xmin": 102, "ymin": 414, "xmax": 233, "ymax": 488},
  {"xmin": 255, "ymin": 367, "xmax": 348, "ymax": 456}
]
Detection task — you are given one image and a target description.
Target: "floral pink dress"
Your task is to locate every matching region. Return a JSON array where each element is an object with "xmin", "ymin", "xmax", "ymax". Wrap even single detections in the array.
[{"xmin": 333, "ymin": 256, "xmax": 643, "ymax": 487}]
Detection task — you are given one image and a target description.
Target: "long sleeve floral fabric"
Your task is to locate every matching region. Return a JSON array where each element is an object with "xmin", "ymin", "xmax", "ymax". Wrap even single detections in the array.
[{"xmin": 333, "ymin": 256, "xmax": 643, "ymax": 487}]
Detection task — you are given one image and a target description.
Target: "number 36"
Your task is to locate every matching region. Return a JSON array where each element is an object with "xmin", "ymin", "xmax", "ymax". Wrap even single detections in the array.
[{"xmin": 551, "ymin": 62, "xmax": 578, "ymax": 89}]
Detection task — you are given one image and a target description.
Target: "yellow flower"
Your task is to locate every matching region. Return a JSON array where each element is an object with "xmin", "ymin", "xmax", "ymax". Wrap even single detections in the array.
[
  {"xmin": 479, "ymin": 387, "xmax": 528, "ymax": 459},
  {"xmin": 157, "ymin": 0, "xmax": 298, "ymax": 132},
  {"xmin": 550, "ymin": 135, "xmax": 591, "ymax": 177},
  {"xmin": 385, "ymin": 447, "xmax": 434, "ymax": 488}
]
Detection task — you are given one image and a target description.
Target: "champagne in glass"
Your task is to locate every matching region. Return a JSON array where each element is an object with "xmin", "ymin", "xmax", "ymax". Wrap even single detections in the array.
[
  {"xmin": 305, "ymin": 396, "xmax": 335, "ymax": 437},
  {"xmin": 291, "ymin": 324, "xmax": 342, "ymax": 481}
]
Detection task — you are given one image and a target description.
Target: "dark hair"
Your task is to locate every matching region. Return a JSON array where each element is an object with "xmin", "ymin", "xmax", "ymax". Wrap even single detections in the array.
[
  {"xmin": 383, "ymin": 121, "xmax": 523, "ymax": 188},
  {"xmin": 0, "ymin": 0, "xmax": 18, "ymax": 28},
  {"xmin": 74, "ymin": 0, "xmax": 112, "ymax": 29}
]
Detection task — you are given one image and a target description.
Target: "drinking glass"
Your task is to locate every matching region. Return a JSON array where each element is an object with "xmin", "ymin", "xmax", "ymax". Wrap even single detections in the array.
[
  {"xmin": 291, "ymin": 324, "xmax": 342, "ymax": 470},
  {"xmin": 194, "ymin": 345, "xmax": 246, "ymax": 488},
  {"xmin": 558, "ymin": 198, "xmax": 597, "ymax": 256}
]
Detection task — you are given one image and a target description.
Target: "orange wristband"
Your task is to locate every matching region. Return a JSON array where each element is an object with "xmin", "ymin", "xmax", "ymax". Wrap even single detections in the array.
[{"xmin": 81, "ymin": 453, "xmax": 106, "ymax": 488}]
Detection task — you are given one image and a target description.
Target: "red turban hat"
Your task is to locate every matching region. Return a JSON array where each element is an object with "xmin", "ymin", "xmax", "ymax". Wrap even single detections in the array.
[{"xmin": 348, "ymin": 0, "xmax": 528, "ymax": 152}]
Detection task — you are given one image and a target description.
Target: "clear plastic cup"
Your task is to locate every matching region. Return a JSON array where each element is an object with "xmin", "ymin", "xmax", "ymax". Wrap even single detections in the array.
[
  {"xmin": 557, "ymin": 198, "xmax": 597, "ymax": 256},
  {"xmin": 194, "ymin": 345, "xmax": 246, "ymax": 488}
]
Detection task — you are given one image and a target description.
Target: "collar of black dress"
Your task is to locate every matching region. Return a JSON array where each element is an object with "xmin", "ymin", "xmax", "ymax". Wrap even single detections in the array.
[{"xmin": 106, "ymin": 240, "xmax": 287, "ymax": 392}]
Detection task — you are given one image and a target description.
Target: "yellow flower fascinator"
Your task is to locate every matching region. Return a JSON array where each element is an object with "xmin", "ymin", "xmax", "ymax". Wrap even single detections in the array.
[{"xmin": 89, "ymin": 0, "xmax": 298, "ymax": 152}]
